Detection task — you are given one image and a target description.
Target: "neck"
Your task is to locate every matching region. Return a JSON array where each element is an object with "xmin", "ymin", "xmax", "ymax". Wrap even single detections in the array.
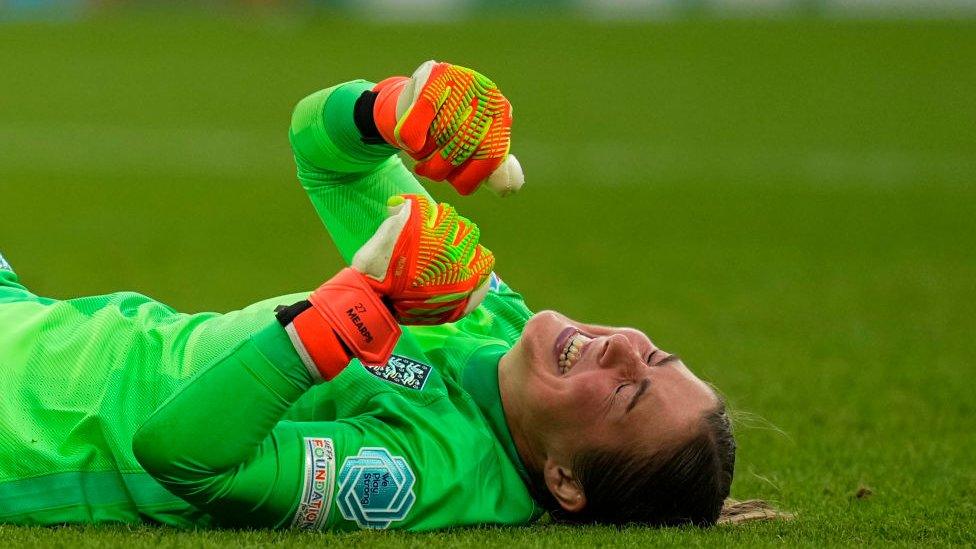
[{"xmin": 497, "ymin": 349, "xmax": 546, "ymax": 479}]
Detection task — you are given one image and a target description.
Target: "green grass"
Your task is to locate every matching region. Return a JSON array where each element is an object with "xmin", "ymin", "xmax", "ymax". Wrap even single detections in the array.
[{"xmin": 1, "ymin": 9, "xmax": 975, "ymax": 546}]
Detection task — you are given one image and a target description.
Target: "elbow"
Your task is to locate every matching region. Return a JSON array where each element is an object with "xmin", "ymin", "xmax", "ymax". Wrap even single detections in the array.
[
  {"xmin": 132, "ymin": 423, "xmax": 230, "ymax": 508},
  {"xmin": 289, "ymin": 89, "xmax": 332, "ymax": 173},
  {"xmin": 132, "ymin": 421, "xmax": 205, "ymax": 485},
  {"xmin": 132, "ymin": 423, "xmax": 173, "ymax": 480}
]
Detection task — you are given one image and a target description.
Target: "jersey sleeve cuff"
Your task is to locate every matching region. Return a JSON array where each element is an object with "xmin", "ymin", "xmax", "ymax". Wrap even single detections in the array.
[
  {"xmin": 250, "ymin": 321, "xmax": 318, "ymax": 388},
  {"xmin": 289, "ymin": 80, "xmax": 398, "ymax": 179}
]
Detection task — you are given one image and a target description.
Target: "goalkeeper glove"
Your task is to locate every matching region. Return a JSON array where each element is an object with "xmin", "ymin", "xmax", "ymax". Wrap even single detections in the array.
[
  {"xmin": 367, "ymin": 60, "xmax": 524, "ymax": 197},
  {"xmin": 277, "ymin": 194, "xmax": 495, "ymax": 381}
]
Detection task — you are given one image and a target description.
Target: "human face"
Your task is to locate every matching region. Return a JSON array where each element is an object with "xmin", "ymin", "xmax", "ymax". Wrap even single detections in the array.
[{"xmin": 498, "ymin": 310, "xmax": 718, "ymax": 476}]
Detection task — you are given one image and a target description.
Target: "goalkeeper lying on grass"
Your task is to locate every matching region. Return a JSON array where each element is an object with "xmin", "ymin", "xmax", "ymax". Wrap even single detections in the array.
[{"xmin": 0, "ymin": 62, "xmax": 738, "ymax": 530}]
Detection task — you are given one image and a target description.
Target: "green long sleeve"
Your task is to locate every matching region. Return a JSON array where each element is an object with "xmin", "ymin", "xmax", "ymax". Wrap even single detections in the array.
[
  {"xmin": 289, "ymin": 80, "xmax": 432, "ymax": 264},
  {"xmin": 132, "ymin": 323, "xmax": 314, "ymax": 527},
  {"xmin": 0, "ymin": 79, "xmax": 539, "ymax": 529},
  {"xmin": 129, "ymin": 83, "xmax": 541, "ymax": 529},
  {"xmin": 133, "ymin": 318, "xmax": 540, "ymax": 531},
  {"xmin": 287, "ymin": 81, "xmax": 534, "ymax": 346}
]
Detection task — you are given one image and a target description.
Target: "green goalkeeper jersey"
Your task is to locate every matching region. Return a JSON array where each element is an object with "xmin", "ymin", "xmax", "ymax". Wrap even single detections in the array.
[{"xmin": 0, "ymin": 80, "xmax": 543, "ymax": 530}]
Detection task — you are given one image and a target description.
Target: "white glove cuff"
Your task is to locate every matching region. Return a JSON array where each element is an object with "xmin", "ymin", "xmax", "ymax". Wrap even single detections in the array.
[{"xmin": 351, "ymin": 199, "xmax": 413, "ymax": 280}]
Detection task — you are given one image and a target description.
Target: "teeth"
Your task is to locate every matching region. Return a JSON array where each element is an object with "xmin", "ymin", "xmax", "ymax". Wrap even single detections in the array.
[{"xmin": 559, "ymin": 332, "xmax": 591, "ymax": 374}]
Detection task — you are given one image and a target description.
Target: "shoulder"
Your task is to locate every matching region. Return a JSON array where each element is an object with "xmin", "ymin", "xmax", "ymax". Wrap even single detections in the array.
[{"xmin": 331, "ymin": 399, "xmax": 534, "ymax": 530}]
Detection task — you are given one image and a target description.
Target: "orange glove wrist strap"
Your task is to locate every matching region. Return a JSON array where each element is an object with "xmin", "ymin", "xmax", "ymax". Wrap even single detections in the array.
[
  {"xmin": 288, "ymin": 268, "xmax": 401, "ymax": 381},
  {"xmin": 309, "ymin": 268, "xmax": 401, "ymax": 367},
  {"xmin": 289, "ymin": 307, "xmax": 350, "ymax": 381},
  {"xmin": 372, "ymin": 76, "xmax": 409, "ymax": 149}
]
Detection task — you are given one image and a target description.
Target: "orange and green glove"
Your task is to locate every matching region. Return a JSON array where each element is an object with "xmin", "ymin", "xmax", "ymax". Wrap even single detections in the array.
[
  {"xmin": 276, "ymin": 194, "xmax": 494, "ymax": 381},
  {"xmin": 369, "ymin": 61, "xmax": 524, "ymax": 197},
  {"xmin": 352, "ymin": 194, "xmax": 495, "ymax": 324}
]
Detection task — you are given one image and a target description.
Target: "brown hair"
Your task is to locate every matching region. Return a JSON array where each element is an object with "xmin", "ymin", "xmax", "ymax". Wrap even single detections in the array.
[{"xmin": 533, "ymin": 404, "xmax": 736, "ymax": 526}]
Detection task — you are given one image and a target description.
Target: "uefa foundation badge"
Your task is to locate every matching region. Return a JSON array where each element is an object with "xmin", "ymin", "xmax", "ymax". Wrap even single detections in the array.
[
  {"xmin": 337, "ymin": 447, "xmax": 416, "ymax": 529},
  {"xmin": 292, "ymin": 438, "xmax": 336, "ymax": 530}
]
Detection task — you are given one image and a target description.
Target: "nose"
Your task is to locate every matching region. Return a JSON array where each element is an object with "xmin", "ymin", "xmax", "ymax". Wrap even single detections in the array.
[{"xmin": 597, "ymin": 333, "xmax": 642, "ymax": 372}]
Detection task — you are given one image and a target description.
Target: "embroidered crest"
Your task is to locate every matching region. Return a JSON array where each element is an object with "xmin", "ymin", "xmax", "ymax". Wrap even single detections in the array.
[
  {"xmin": 364, "ymin": 355, "xmax": 432, "ymax": 390},
  {"xmin": 291, "ymin": 437, "xmax": 336, "ymax": 530},
  {"xmin": 337, "ymin": 447, "xmax": 416, "ymax": 529}
]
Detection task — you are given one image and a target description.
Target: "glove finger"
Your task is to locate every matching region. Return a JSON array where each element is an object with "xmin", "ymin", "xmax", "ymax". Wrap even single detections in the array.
[
  {"xmin": 446, "ymin": 157, "xmax": 504, "ymax": 196},
  {"xmin": 395, "ymin": 61, "xmax": 447, "ymax": 153},
  {"xmin": 414, "ymin": 152, "xmax": 456, "ymax": 182},
  {"xmin": 396, "ymin": 60, "xmax": 438, "ymax": 120},
  {"xmin": 451, "ymin": 214, "xmax": 480, "ymax": 256},
  {"xmin": 432, "ymin": 201, "xmax": 462, "ymax": 232},
  {"xmin": 440, "ymin": 101, "xmax": 483, "ymax": 168},
  {"xmin": 471, "ymin": 245, "xmax": 496, "ymax": 278},
  {"xmin": 396, "ymin": 101, "xmax": 437, "ymax": 154},
  {"xmin": 408, "ymin": 139, "xmax": 439, "ymax": 163},
  {"xmin": 411, "ymin": 194, "xmax": 438, "ymax": 228},
  {"xmin": 388, "ymin": 194, "xmax": 432, "ymax": 231},
  {"xmin": 393, "ymin": 299, "xmax": 466, "ymax": 325},
  {"xmin": 445, "ymin": 97, "xmax": 512, "ymax": 195}
]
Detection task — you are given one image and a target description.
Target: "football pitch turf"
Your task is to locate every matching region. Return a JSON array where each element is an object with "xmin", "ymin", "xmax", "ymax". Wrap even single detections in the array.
[{"xmin": 1, "ymin": 9, "xmax": 974, "ymax": 546}]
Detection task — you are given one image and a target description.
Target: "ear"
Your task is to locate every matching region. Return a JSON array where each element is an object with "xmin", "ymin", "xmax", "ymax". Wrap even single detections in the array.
[{"xmin": 543, "ymin": 457, "xmax": 586, "ymax": 513}]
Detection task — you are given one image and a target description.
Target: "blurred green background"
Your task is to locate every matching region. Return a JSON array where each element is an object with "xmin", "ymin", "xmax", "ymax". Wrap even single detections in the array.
[{"xmin": 1, "ymin": 2, "xmax": 974, "ymax": 545}]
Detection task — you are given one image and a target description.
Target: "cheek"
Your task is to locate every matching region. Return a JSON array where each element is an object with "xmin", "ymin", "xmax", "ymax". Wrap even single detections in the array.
[
  {"xmin": 522, "ymin": 312, "xmax": 560, "ymax": 359},
  {"xmin": 536, "ymin": 375, "xmax": 611, "ymax": 426}
]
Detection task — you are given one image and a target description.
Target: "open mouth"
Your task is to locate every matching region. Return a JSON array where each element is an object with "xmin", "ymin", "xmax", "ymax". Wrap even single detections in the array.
[{"xmin": 554, "ymin": 328, "xmax": 593, "ymax": 375}]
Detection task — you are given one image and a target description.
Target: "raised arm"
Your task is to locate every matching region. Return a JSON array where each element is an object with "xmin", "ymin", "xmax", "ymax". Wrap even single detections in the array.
[
  {"xmin": 289, "ymin": 80, "xmax": 431, "ymax": 263},
  {"xmin": 290, "ymin": 61, "xmax": 521, "ymax": 264}
]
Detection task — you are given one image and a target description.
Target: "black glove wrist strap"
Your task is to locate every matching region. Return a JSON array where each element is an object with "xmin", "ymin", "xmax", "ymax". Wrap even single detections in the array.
[
  {"xmin": 275, "ymin": 300, "xmax": 312, "ymax": 326},
  {"xmin": 354, "ymin": 90, "xmax": 386, "ymax": 145}
]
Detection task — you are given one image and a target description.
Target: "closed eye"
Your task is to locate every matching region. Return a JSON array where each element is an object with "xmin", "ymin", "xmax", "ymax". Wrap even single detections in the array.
[
  {"xmin": 626, "ymin": 378, "xmax": 651, "ymax": 413},
  {"xmin": 648, "ymin": 350, "xmax": 681, "ymax": 366}
]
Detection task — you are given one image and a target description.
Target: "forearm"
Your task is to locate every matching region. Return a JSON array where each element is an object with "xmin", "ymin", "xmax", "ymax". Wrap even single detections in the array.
[
  {"xmin": 133, "ymin": 322, "xmax": 312, "ymax": 518},
  {"xmin": 290, "ymin": 80, "xmax": 432, "ymax": 263},
  {"xmin": 290, "ymin": 80, "xmax": 395, "ymax": 180}
]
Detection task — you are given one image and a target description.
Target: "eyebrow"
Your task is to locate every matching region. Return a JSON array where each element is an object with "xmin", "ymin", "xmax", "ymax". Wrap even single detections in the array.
[{"xmin": 626, "ymin": 378, "xmax": 651, "ymax": 413}]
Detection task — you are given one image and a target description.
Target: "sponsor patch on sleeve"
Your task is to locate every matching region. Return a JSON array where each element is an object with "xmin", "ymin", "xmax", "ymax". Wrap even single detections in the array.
[
  {"xmin": 0, "ymin": 253, "xmax": 11, "ymax": 272},
  {"xmin": 364, "ymin": 355, "xmax": 432, "ymax": 390},
  {"xmin": 291, "ymin": 437, "xmax": 337, "ymax": 530},
  {"xmin": 337, "ymin": 447, "xmax": 416, "ymax": 529}
]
